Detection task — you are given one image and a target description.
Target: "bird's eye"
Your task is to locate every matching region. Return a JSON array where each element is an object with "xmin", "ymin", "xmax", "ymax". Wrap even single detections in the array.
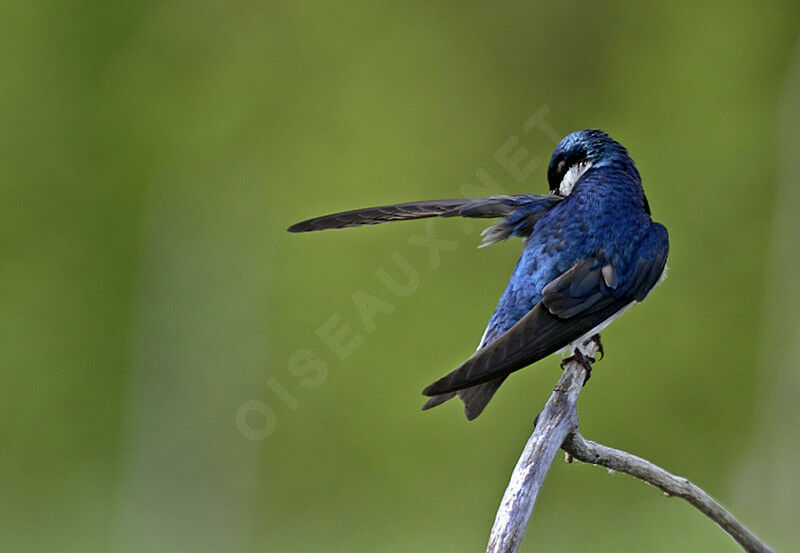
[{"xmin": 557, "ymin": 160, "xmax": 566, "ymax": 176}]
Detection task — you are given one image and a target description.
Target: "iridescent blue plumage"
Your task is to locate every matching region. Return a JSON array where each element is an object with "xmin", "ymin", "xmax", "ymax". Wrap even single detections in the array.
[
  {"xmin": 288, "ymin": 129, "xmax": 669, "ymax": 420},
  {"xmin": 484, "ymin": 135, "xmax": 655, "ymax": 344}
]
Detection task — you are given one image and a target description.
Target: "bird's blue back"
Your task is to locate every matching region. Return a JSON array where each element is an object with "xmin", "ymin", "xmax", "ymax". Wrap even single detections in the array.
[{"xmin": 481, "ymin": 164, "xmax": 654, "ymax": 346}]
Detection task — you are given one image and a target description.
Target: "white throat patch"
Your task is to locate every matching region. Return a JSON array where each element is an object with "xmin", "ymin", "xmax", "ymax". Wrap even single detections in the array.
[{"xmin": 558, "ymin": 161, "xmax": 592, "ymax": 196}]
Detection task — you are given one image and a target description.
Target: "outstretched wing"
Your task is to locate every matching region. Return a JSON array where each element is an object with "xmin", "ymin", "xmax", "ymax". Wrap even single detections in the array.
[
  {"xmin": 287, "ymin": 194, "xmax": 561, "ymax": 237},
  {"xmin": 422, "ymin": 223, "xmax": 669, "ymax": 396}
]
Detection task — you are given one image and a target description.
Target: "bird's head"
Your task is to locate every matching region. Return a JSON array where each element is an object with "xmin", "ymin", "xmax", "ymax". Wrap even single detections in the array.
[{"xmin": 546, "ymin": 129, "xmax": 638, "ymax": 198}]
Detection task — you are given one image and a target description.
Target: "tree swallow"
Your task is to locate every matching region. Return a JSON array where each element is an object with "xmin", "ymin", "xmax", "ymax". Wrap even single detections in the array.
[{"xmin": 288, "ymin": 129, "xmax": 668, "ymax": 420}]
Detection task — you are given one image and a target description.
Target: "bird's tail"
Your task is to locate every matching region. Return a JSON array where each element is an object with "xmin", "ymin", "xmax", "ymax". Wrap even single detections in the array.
[{"xmin": 421, "ymin": 376, "xmax": 508, "ymax": 420}]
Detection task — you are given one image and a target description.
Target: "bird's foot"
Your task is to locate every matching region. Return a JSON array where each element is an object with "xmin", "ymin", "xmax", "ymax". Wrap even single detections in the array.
[
  {"xmin": 561, "ymin": 349, "xmax": 595, "ymax": 369},
  {"xmin": 589, "ymin": 333, "xmax": 604, "ymax": 360},
  {"xmin": 561, "ymin": 349, "xmax": 595, "ymax": 384}
]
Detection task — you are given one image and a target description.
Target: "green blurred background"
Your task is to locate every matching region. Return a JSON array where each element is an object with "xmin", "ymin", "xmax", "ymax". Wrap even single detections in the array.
[{"xmin": 1, "ymin": 2, "xmax": 798, "ymax": 552}]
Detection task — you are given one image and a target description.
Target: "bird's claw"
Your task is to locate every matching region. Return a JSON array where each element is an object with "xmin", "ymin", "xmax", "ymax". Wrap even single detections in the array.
[
  {"xmin": 561, "ymin": 349, "xmax": 595, "ymax": 384},
  {"xmin": 590, "ymin": 333, "xmax": 604, "ymax": 360}
]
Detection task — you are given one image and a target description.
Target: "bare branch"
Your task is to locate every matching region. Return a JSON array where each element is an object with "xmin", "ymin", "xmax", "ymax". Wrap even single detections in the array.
[
  {"xmin": 561, "ymin": 432, "xmax": 777, "ymax": 553},
  {"xmin": 485, "ymin": 342, "xmax": 595, "ymax": 553},
  {"xmin": 485, "ymin": 339, "xmax": 778, "ymax": 553}
]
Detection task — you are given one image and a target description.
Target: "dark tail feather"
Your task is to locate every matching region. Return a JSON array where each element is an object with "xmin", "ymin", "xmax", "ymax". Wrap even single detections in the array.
[
  {"xmin": 421, "ymin": 376, "xmax": 508, "ymax": 420},
  {"xmin": 458, "ymin": 376, "xmax": 508, "ymax": 420},
  {"xmin": 421, "ymin": 392, "xmax": 456, "ymax": 411}
]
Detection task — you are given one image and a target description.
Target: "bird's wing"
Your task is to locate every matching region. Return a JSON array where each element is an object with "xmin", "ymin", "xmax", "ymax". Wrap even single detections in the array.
[
  {"xmin": 287, "ymin": 194, "xmax": 561, "ymax": 234},
  {"xmin": 422, "ymin": 223, "xmax": 669, "ymax": 396}
]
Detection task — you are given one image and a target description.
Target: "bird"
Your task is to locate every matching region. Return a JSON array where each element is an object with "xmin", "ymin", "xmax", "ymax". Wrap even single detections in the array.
[{"xmin": 288, "ymin": 129, "xmax": 668, "ymax": 420}]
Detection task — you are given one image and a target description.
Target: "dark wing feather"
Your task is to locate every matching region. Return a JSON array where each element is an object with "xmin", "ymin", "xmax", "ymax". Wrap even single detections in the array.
[
  {"xmin": 478, "ymin": 195, "xmax": 563, "ymax": 246},
  {"xmin": 540, "ymin": 258, "xmax": 616, "ymax": 318},
  {"xmin": 422, "ymin": 300, "xmax": 626, "ymax": 396},
  {"xmin": 287, "ymin": 194, "xmax": 559, "ymax": 233},
  {"xmin": 422, "ymin": 224, "xmax": 669, "ymax": 396}
]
